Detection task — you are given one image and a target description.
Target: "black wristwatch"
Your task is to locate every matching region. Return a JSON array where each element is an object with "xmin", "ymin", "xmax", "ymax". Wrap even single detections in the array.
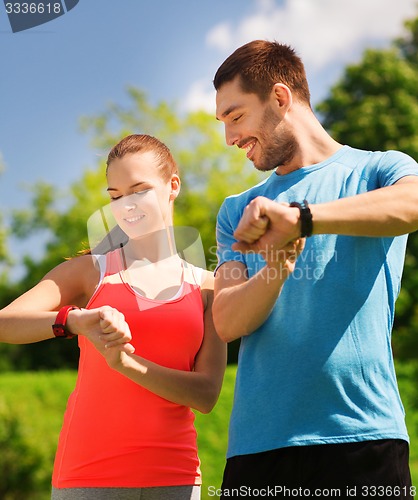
[{"xmin": 289, "ymin": 199, "xmax": 313, "ymax": 238}]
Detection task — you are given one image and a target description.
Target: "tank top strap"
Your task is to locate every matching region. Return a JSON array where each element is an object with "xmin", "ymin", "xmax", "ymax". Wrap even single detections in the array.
[
  {"xmin": 104, "ymin": 248, "xmax": 123, "ymax": 277},
  {"xmin": 183, "ymin": 261, "xmax": 205, "ymax": 287}
]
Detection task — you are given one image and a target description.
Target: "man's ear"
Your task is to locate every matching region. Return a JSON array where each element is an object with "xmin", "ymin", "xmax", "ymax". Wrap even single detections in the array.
[{"xmin": 272, "ymin": 83, "xmax": 293, "ymax": 113}]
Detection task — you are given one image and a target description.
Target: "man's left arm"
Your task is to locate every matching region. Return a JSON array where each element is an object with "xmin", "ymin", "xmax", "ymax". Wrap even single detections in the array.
[
  {"xmin": 312, "ymin": 176, "xmax": 418, "ymax": 237},
  {"xmin": 232, "ymin": 176, "xmax": 418, "ymax": 254}
]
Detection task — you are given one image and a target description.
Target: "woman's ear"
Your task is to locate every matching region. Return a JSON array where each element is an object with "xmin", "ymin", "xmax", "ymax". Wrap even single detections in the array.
[{"xmin": 169, "ymin": 174, "xmax": 181, "ymax": 200}]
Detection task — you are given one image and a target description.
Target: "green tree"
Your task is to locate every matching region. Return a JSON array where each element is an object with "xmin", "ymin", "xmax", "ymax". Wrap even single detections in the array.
[
  {"xmin": 80, "ymin": 88, "xmax": 264, "ymax": 269},
  {"xmin": 317, "ymin": 15, "xmax": 418, "ymax": 359},
  {"xmin": 0, "ymin": 89, "xmax": 262, "ymax": 369},
  {"xmin": 0, "ymin": 153, "xmax": 12, "ymax": 274},
  {"xmin": 0, "ymin": 398, "xmax": 44, "ymax": 500}
]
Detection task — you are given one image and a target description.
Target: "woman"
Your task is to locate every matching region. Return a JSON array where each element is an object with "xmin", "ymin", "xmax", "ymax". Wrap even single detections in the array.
[{"xmin": 0, "ymin": 134, "xmax": 227, "ymax": 500}]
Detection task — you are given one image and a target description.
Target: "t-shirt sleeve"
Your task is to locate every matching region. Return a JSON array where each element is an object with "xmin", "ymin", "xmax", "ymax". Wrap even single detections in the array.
[
  {"xmin": 376, "ymin": 150, "xmax": 418, "ymax": 187},
  {"xmin": 215, "ymin": 198, "xmax": 246, "ymax": 275}
]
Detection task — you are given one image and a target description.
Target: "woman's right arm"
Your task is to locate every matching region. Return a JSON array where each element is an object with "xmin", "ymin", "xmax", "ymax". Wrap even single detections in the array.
[{"xmin": 0, "ymin": 255, "xmax": 132, "ymax": 348}]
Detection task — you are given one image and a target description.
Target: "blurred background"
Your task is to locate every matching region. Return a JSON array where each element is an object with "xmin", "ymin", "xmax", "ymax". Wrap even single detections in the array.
[{"xmin": 1, "ymin": 0, "xmax": 418, "ymax": 498}]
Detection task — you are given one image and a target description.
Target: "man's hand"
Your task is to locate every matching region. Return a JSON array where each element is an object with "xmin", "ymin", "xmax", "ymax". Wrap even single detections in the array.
[{"xmin": 232, "ymin": 196, "xmax": 301, "ymax": 256}]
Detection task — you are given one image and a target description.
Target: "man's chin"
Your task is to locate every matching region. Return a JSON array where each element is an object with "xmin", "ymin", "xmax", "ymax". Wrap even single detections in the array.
[{"xmin": 254, "ymin": 162, "xmax": 276, "ymax": 172}]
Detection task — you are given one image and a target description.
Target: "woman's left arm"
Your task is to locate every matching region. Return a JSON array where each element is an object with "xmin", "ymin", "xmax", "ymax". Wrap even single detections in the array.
[{"xmin": 95, "ymin": 271, "xmax": 227, "ymax": 414}]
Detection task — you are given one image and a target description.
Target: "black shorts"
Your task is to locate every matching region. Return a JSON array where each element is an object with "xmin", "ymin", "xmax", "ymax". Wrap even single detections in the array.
[{"xmin": 221, "ymin": 439, "xmax": 414, "ymax": 499}]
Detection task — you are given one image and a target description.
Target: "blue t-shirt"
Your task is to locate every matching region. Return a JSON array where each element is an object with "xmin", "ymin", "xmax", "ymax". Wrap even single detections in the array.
[{"xmin": 216, "ymin": 145, "xmax": 418, "ymax": 458}]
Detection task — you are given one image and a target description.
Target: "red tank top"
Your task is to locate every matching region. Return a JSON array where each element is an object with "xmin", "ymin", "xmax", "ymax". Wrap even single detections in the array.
[{"xmin": 52, "ymin": 249, "xmax": 204, "ymax": 488}]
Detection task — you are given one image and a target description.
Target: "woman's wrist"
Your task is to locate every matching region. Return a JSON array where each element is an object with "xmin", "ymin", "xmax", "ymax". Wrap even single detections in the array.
[{"xmin": 65, "ymin": 308, "xmax": 83, "ymax": 336}]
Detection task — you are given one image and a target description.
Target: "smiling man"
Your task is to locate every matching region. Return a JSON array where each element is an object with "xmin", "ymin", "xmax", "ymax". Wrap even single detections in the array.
[{"xmin": 212, "ymin": 40, "xmax": 418, "ymax": 499}]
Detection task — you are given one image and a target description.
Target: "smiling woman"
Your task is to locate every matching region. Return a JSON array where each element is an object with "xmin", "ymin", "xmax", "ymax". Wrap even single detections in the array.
[
  {"xmin": 106, "ymin": 151, "xmax": 179, "ymax": 240},
  {"xmin": 0, "ymin": 134, "xmax": 227, "ymax": 500}
]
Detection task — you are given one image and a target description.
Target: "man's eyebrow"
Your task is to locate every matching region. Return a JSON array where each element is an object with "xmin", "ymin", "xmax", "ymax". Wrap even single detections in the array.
[
  {"xmin": 216, "ymin": 104, "xmax": 241, "ymax": 121},
  {"xmin": 106, "ymin": 181, "xmax": 147, "ymax": 192}
]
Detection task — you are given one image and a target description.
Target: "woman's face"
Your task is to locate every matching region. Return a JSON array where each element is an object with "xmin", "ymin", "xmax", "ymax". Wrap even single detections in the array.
[{"xmin": 106, "ymin": 151, "xmax": 178, "ymax": 240}]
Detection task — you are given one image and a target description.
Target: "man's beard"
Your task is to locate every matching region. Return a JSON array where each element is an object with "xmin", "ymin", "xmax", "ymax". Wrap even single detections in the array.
[{"xmin": 253, "ymin": 106, "xmax": 299, "ymax": 172}]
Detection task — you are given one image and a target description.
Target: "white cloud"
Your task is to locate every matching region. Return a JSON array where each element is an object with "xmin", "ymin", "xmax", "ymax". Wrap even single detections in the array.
[
  {"xmin": 206, "ymin": 0, "xmax": 417, "ymax": 71},
  {"xmin": 181, "ymin": 79, "xmax": 216, "ymax": 114},
  {"xmin": 185, "ymin": 0, "xmax": 417, "ymax": 110},
  {"xmin": 206, "ymin": 22, "xmax": 234, "ymax": 52}
]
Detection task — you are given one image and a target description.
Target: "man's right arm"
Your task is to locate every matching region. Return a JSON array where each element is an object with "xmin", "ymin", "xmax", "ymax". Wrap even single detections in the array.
[{"xmin": 213, "ymin": 254, "xmax": 296, "ymax": 343}]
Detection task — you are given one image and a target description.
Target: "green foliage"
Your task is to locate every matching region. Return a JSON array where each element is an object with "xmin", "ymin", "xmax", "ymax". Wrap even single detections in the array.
[
  {"xmin": 194, "ymin": 365, "xmax": 236, "ymax": 496},
  {"xmin": 81, "ymin": 87, "xmax": 263, "ymax": 269},
  {"xmin": 316, "ymin": 15, "xmax": 418, "ymax": 360},
  {"xmin": 317, "ymin": 48, "xmax": 418, "ymax": 157},
  {"xmin": 0, "ymin": 368, "xmax": 235, "ymax": 500},
  {"xmin": 0, "ymin": 371, "xmax": 77, "ymax": 499},
  {"xmin": 396, "ymin": 16, "xmax": 418, "ymax": 66},
  {"xmin": 1, "ymin": 366, "xmax": 418, "ymax": 498},
  {"xmin": 0, "ymin": 152, "xmax": 12, "ymax": 280},
  {"xmin": 395, "ymin": 360, "xmax": 418, "ymax": 477},
  {"xmin": 0, "ymin": 399, "xmax": 44, "ymax": 499},
  {"xmin": 0, "ymin": 215, "xmax": 11, "ymax": 265},
  {"xmin": 0, "ymin": 88, "xmax": 263, "ymax": 370}
]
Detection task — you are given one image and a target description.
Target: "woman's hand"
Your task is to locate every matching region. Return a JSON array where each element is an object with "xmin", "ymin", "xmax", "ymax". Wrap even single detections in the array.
[{"xmin": 67, "ymin": 306, "xmax": 135, "ymax": 365}]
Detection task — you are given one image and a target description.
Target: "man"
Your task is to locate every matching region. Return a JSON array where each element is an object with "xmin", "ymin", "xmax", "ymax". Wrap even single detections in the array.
[{"xmin": 213, "ymin": 40, "xmax": 418, "ymax": 498}]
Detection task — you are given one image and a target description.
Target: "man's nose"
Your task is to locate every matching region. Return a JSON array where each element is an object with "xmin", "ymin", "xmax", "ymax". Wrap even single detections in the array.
[{"xmin": 225, "ymin": 126, "xmax": 239, "ymax": 147}]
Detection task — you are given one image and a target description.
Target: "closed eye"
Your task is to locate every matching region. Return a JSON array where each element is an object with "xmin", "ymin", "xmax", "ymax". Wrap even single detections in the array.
[
  {"xmin": 134, "ymin": 188, "xmax": 152, "ymax": 196},
  {"xmin": 109, "ymin": 188, "xmax": 152, "ymax": 202}
]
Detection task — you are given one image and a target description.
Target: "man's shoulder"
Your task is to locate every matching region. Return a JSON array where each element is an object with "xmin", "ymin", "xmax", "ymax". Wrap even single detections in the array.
[
  {"xmin": 342, "ymin": 146, "xmax": 415, "ymax": 166},
  {"xmin": 221, "ymin": 175, "xmax": 272, "ymax": 210}
]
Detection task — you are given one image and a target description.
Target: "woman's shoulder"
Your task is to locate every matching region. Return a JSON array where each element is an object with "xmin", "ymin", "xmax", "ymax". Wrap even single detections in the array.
[
  {"xmin": 182, "ymin": 263, "xmax": 213, "ymax": 288},
  {"xmin": 43, "ymin": 253, "xmax": 98, "ymax": 277},
  {"xmin": 199, "ymin": 269, "xmax": 214, "ymax": 290},
  {"xmin": 189, "ymin": 267, "xmax": 214, "ymax": 310},
  {"xmin": 42, "ymin": 254, "xmax": 101, "ymax": 303}
]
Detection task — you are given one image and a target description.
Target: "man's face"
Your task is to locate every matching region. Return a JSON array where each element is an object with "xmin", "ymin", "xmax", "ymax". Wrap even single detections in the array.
[{"xmin": 215, "ymin": 77, "xmax": 298, "ymax": 171}]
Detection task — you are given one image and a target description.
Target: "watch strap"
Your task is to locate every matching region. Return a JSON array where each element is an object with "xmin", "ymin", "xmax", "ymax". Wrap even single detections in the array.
[
  {"xmin": 52, "ymin": 305, "xmax": 80, "ymax": 339},
  {"xmin": 289, "ymin": 199, "xmax": 313, "ymax": 238}
]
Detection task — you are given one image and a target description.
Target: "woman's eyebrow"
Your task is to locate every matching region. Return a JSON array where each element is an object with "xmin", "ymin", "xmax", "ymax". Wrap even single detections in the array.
[{"xmin": 106, "ymin": 181, "xmax": 147, "ymax": 192}]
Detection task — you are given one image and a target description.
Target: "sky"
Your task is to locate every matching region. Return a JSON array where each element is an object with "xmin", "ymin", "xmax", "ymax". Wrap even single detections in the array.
[{"xmin": 0, "ymin": 0, "xmax": 417, "ymax": 265}]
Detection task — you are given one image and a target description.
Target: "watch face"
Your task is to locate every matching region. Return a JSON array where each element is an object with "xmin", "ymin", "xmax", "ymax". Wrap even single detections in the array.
[{"xmin": 53, "ymin": 324, "xmax": 67, "ymax": 337}]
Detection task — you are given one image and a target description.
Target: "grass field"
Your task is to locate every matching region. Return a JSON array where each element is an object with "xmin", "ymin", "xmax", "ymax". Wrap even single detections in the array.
[{"xmin": 0, "ymin": 364, "xmax": 417, "ymax": 499}]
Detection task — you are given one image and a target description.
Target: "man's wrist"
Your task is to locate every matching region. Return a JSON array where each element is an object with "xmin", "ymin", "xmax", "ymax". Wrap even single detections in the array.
[{"xmin": 289, "ymin": 200, "xmax": 313, "ymax": 238}]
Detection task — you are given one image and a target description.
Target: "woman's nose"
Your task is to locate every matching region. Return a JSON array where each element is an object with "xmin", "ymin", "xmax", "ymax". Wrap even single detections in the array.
[
  {"xmin": 124, "ymin": 201, "xmax": 136, "ymax": 210},
  {"xmin": 121, "ymin": 194, "xmax": 138, "ymax": 210}
]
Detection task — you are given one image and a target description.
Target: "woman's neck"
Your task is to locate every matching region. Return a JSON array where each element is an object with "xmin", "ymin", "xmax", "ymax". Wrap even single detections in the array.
[{"xmin": 123, "ymin": 227, "xmax": 178, "ymax": 264}]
